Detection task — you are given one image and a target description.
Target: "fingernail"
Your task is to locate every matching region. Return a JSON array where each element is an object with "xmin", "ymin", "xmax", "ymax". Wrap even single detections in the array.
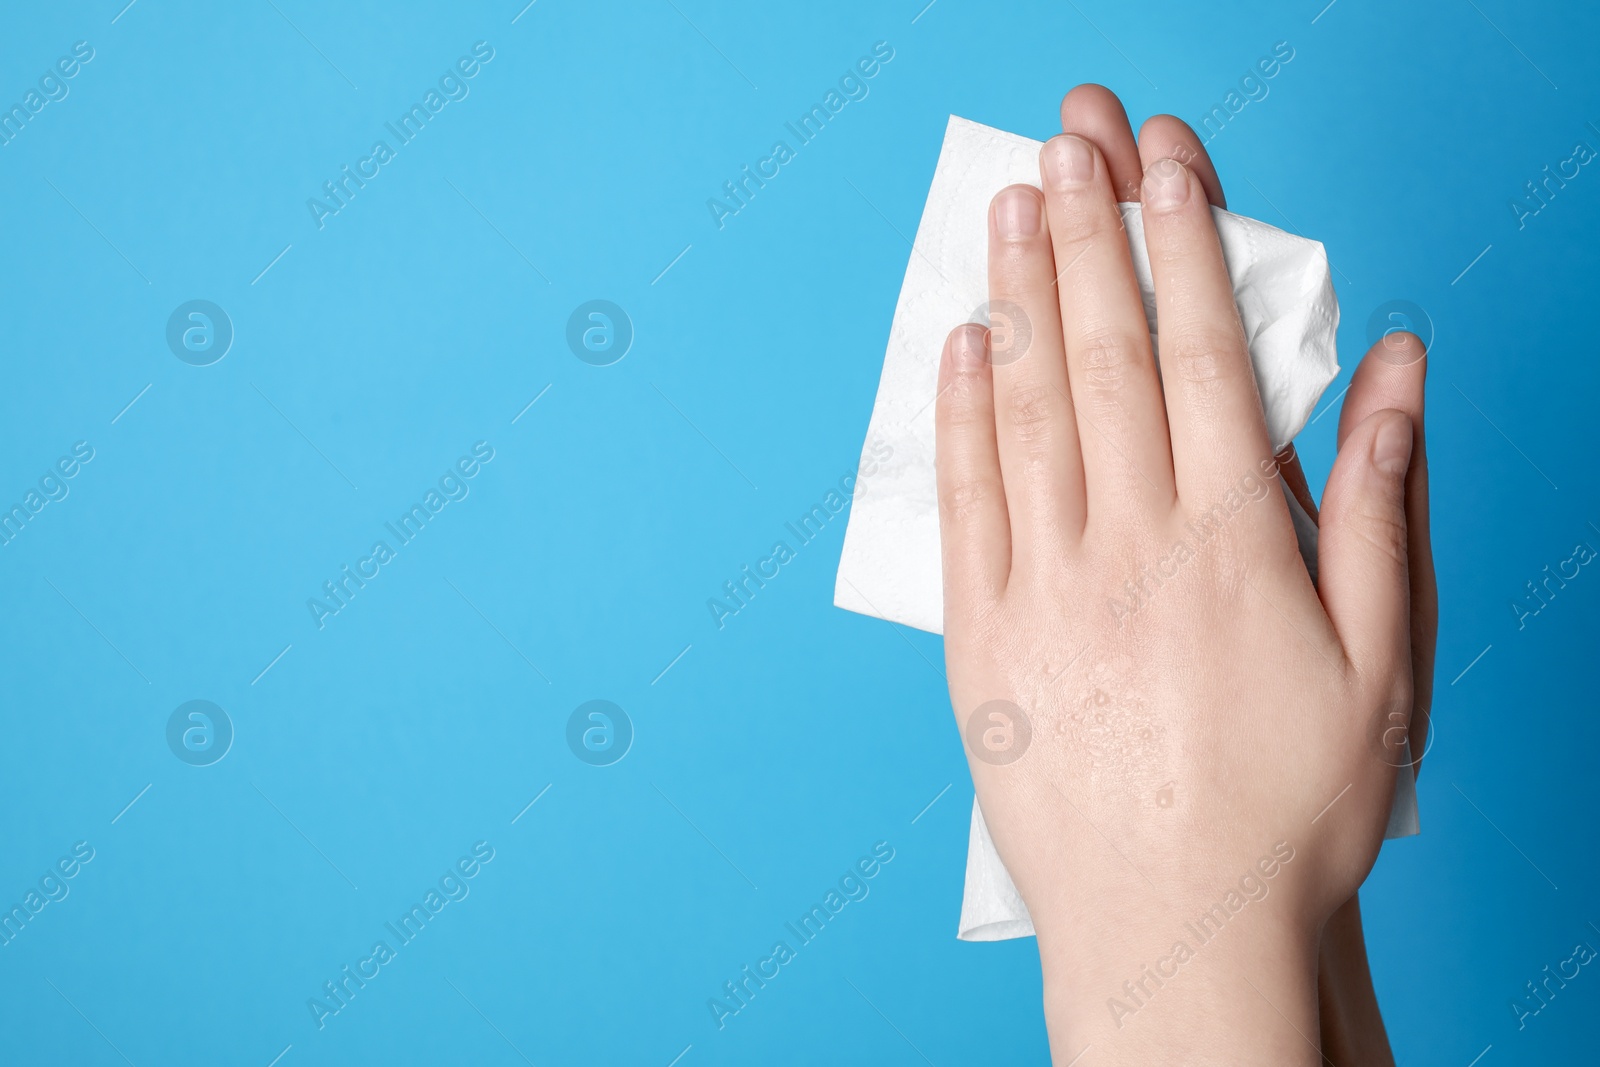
[
  {"xmin": 1142, "ymin": 158, "xmax": 1190, "ymax": 210},
  {"xmin": 1372, "ymin": 414, "xmax": 1413, "ymax": 477},
  {"xmin": 1043, "ymin": 134, "xmax": 1095, "ymax": 187},
  {"xmin": 949, "ymin": 322, "xmax": 988, "ymax": 368},
  {"xmin": 994, "ymin": 185, "xmax": 1042, "ymax": 239}
]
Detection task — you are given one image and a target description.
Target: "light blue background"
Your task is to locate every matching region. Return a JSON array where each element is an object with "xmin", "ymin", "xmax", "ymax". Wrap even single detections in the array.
[{"xmin": 1, "ymin": 1, "xmax": 1596, "ymax": 1063}]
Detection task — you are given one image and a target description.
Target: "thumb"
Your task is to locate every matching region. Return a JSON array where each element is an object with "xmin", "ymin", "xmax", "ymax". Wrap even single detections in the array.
[{"xmin": 1317, "ymin": 409, "xmax": 1414, "ymax": 680}]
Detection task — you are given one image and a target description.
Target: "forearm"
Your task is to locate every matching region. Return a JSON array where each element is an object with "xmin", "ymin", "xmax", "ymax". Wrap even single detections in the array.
[{"xmin": 1318, "ymin": 892, "xmax": 1394, "ymax": 1065}]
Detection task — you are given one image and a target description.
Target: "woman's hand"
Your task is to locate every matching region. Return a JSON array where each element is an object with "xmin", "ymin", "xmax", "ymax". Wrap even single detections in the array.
[{"xmin": 935, "ymin": 86, "xmax": 1433, "ymax": 1063}]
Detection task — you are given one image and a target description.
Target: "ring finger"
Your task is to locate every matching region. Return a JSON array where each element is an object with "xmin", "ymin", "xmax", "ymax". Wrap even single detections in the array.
[{"xmin": 986, "ymin": 184, "xmax": 1088, "ymax": 558}]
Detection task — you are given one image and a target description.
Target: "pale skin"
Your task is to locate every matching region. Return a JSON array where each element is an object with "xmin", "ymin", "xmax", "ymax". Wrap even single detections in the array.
[{"xmin": 936, "ymin": 85, "xmax": 1436, "ymax": 1063}]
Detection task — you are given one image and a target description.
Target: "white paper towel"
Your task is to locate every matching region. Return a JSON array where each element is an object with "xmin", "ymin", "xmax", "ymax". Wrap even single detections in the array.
[{"xmin": 834, "ymin": 115, "xmax": 1420, "ymax": 942}]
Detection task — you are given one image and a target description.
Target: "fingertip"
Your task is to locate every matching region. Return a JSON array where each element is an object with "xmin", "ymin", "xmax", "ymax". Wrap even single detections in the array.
[
  {"xmin": 1368, "ymin": 409, "xmax": 1414, "ymax": 480},
  {"xmin": 1060, "ymin": 84, "xmax": 1143, "ymax": 201},
  {"xmin": 1141, "ymin": 157, "xmax": 1195, "ymax": 211},
  {"xmin": 1136, "ymin": 115, "xmax": 1194, "ymax": 160},
  {"xmin": 1059, "ymin": 82, "xmax": 1124, "ymax": 119},
  {"xmin": 1040, "ymin": 133, "xmax": 1099, "ymax": 190},
  {"xmin": 1368, "ymin": 329, "xmax": 1428, "ymax": 369},
  {"xmin": 1137, "ymin": 114, "xmax": 1227, "ymax": 208},
  {"xmin": 948, "ymin": 322, "xmax": 989, "ymax": 366},
  {"xmin": 941, "ymin": 323, "xmax": 991, "ymax": 390},
  {"xmin": 1338, "ymin": 332, "xmax": 1429, "ymax": 448},
  {"xmin": 989, "ymin": 183, "xmax": 1046, "ymax": 240}
]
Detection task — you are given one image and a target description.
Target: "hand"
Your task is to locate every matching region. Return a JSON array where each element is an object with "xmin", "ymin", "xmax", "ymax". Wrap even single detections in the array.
[
  {"xmin": 934, "ymin": 85, "xmax": 1434, "ymax": 1063},
  {"xmin": 1042, "ymin": 86, "xmax": 1439, "ymax": 1065}
]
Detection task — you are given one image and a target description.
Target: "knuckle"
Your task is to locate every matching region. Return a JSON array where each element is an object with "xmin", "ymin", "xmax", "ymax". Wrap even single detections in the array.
[
  {"xmin": 940, "ymin": 476, "xmax": 997, "ymax": 526},
  {"xmin": 1076, "ymin": 333, "xmax": 1141, "ymax": 391},
  {"xmin": 1350, "ymin": 504, "xmax": 1409, "ymax": 568},
  {"xmin": 1004, "ymin": 381, "xmax": 1057, "ymax": 442},
  {"xmin": 1163, "ymin": 327, "xmax": 1247, "ymax": 390}
]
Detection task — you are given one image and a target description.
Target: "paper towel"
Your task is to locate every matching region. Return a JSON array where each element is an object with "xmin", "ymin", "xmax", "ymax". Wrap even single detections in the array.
[{"xmin": 834, "ymin": 115, "xmax": 1420, "ymax": 942}]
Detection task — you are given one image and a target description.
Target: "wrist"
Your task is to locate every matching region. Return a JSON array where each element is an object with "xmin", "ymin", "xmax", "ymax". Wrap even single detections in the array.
[
  {"xmin": 1034, "ymin": 895, "xmax": 1324, "ymax": 1064},
  {"xmin": 1317, "ymin": 892, "xmax": 1394, "ymax": 1065}
]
